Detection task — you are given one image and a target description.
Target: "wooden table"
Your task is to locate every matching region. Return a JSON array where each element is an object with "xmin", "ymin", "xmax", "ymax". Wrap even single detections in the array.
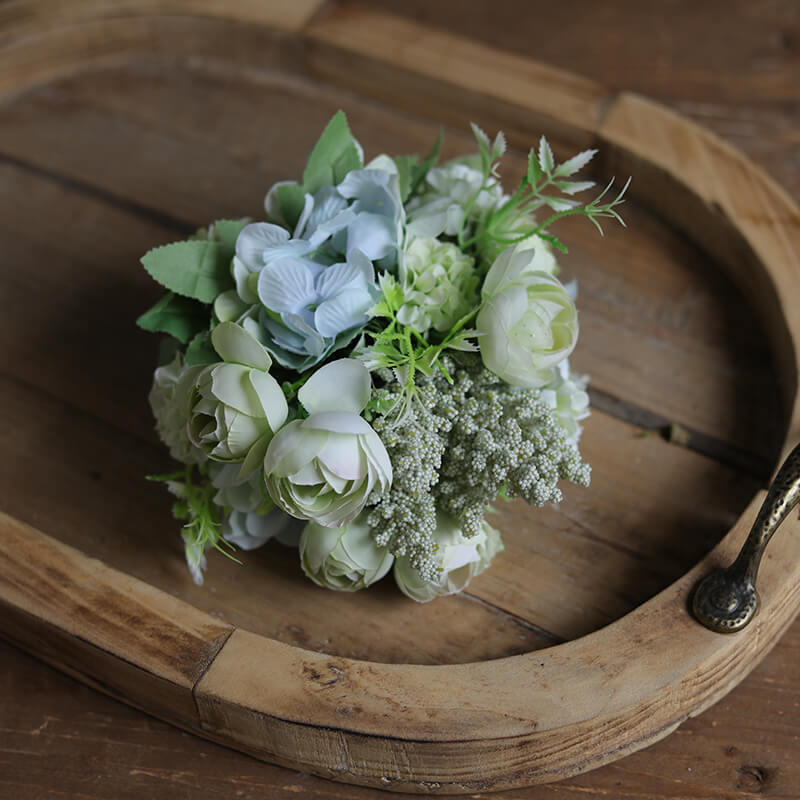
[{"xmin": 2, "ymin": 1, "xmax": 799, "ymax": 797}]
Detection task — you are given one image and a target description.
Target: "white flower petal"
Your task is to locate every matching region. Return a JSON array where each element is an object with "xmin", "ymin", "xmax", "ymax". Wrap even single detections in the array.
[
  {"xmin": 211, "ymin": 322, "xmax": 272, "ymax": 370},
  {"xmin": 299, "ymin": 359, "xmax": 371, "ymax": 415},
  {"xmin": 346, "ymin": 213, "xmax": 396, "ymax": 261},
  {"xmin": 314, "ymin": 289, "xmax": 371, "ymax": 338},
  {"xmin": 235, "ymin": 222, "xmax": 290, "ymax": 269},
  {"xmin": 257, "ymin": 257, "xmax": 319, "ymax": 313}
]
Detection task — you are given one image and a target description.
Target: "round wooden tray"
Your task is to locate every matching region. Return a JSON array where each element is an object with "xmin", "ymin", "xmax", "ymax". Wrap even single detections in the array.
[{"xmin": 2, "ymin": 1, "xmax": 800, "ymax": 794}]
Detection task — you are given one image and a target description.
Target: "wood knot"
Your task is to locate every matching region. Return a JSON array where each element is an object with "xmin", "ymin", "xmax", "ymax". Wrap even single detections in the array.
[{"xmin": 737, "ymin": 764, "xmax": 772, "ymax": 792}]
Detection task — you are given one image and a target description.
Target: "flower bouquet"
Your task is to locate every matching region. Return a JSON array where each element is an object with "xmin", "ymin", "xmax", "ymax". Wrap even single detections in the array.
[{"xmin": 140, "ymin": 112, "xmax": 627, "ymax": 601}]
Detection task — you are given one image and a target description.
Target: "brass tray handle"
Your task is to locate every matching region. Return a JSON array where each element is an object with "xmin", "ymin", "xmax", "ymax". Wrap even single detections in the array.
[{"xmin": 693, "ymin": 442, "xmax": 800, "ymax": 633}]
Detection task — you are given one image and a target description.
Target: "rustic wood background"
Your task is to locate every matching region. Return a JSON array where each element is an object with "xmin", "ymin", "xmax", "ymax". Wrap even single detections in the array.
[{"xmin": 2, "ymin": 0, "xmax": 799, "ymax": 797}]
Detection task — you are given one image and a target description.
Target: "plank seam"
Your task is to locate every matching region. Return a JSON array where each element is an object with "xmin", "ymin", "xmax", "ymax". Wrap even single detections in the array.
[
  {"xmin": 460, "ymin": 592, "xmax": 564, "ymax": 646},
  {"xmin": 0, "ymin": 151, "xmax": 197, "ymax": 235}
]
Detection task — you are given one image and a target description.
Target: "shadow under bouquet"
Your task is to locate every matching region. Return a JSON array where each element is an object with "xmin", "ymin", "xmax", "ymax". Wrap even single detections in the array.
[{"xmin": 140, "ymin": 112, "xmax": 627, "ymax": 601}]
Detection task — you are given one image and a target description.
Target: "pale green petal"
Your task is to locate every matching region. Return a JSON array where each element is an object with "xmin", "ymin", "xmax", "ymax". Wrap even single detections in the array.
[
  {"xmin": 247, "ymin": 370, "xmax": 288, "ymax": 432},
  {"xmin": 211, "ymin": 322, "xmax": 272, "ymax": 370},
  {"xmin": 299, "ymin": 359, "xmax": 371, "ymax": 415},
  {"xmin": 214, "ymin": 289, "xmax": 249, "ymax": 323},
  {"xmin": 301, "ymin": 410, "xmax": 373, "ymax": 436},
  {"xmin": 264, "ymin": 423, "xmax": 329, "ymax": 476},
  {"xmin": 210, "ymin": 364, "xmax": 261, "ymax": 417}
]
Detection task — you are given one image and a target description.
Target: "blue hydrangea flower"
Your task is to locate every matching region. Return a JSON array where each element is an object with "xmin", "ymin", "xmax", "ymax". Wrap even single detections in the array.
[{"xmin": 231, "ymin": 165, "xmax": 405, "ymax": 369}]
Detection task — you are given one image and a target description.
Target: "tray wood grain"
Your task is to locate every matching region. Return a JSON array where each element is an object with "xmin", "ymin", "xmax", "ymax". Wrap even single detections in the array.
[{"xmin": 1, "ymin": 0, "xmax": 799, "ymax": 793}]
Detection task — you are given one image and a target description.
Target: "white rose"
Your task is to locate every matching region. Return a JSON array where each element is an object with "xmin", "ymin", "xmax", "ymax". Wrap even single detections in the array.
[
  {"xmin": 477, "ymin": 238, "xmax": 577, "ymax": 388},
  {"xmin": 393, "ymin": 513, "xmax": 504, "ymax": 603},
  {"xmin": 264, "ymin": 359, "xmax": 392, "ymax": 527},
  {"xmin": 188, "ymin": 323, "xmax": 288, "ymax": 476},
  {"xmin": 299, "ymin": 513, "xmax": 393, "ymax": 591}
]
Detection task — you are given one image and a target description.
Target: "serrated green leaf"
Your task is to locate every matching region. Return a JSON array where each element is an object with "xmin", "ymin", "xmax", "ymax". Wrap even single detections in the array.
[
  {"xmin": 491, "ymin": 130, "xmax": 507, "ymax": 160},
  {"xmin": 538, "ymin": 136, "xmax": 554, "ymax": 175},
  {"xmin": 185, "ymin": 330, "xmax": 218, "ymax": 366},
  {"xmin": 527, "ymin": 147, "xmax": 541, "ymax": 185},
  {"xmin": 542, "ymin": 196, "xmax": 579, "ymax": 212},
  {"xmin": 471, "ymin": 122, "xmax": 491, "ymax": 172},
  {"xmin": 409, "ymin": 128, "xmax": 442, "ymax": 194},
  {"xmin": 559, "ymin": 180, "xmax": 596, "ymax": 196},
  {"xmin": 302, "ymin": 111, "xmax": 362, "ymax": 195},
  {"xmin": 213, "ymin": 218, "xmax": 249, "ymax": 261},
  {"xmin": 537, "ymin": 233, "xmax": 569, "ymax": 254},
  {"xmin": 393, "ymin": 155, "xmax": 414, "ymax": 202},
  {"xmin": 141, "ymin": 240, "xmax": 233, "ymax": 303},
  {"xmin": 553, "ymin": 148, "xmax": 597, "ymax": 178},
  {"xmin": 273, "ymin": 183, "xmax": 306, "ymax": 230},
  {"xmin": 136, "ymin": 291, "xmax": 210, "ymax": 344},
  {"xmin": 445, "ymin": 329, "xmax": 480, "ymax": 352}
]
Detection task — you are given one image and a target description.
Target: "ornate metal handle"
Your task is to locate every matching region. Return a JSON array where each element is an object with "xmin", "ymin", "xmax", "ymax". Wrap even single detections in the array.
[{"xmin": 692, "ymin": 442, "xmax": 800, "ymax": 633}]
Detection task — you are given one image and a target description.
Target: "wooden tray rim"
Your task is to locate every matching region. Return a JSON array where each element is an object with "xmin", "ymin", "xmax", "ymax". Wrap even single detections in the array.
[{"xmin": 2, "ymin": 1, "xmax": 800, "ymax": 793}]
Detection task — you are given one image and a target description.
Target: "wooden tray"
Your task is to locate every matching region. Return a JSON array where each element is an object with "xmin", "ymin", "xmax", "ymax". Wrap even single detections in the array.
[{"xmin": 1, "ymin": 1, "xmax": 799, "ymax": 793}]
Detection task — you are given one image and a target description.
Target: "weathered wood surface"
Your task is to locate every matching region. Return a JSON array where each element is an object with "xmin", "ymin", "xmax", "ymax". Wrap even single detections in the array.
[{"xmin": 1, "ymin": 0, "xmax": 799, "ymax": 796}]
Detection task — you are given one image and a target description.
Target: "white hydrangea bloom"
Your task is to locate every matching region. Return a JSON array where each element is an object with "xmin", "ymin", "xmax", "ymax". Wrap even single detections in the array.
[
  {"xmin": 540, "ymin": 360, "xmax": 590, "ymax": 445},
  {"xmin": 396, "ymin": 237, "xmax": 479, "ymax": 333},
  {"xmin": 406, "ymin": 162, "xmax": 505, "ymax": 239}
]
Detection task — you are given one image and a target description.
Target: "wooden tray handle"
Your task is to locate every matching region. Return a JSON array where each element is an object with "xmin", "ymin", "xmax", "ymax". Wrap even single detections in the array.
[{"xmin": 693, "ymin": 442, "xmax": 800, "ymax": 632}]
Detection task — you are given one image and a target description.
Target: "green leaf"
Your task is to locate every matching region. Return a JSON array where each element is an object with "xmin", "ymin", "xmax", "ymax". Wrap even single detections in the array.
[
  {"xmin": 553, "ymin": 148, "xmax": 597, "ymax": 178},
  {"xmin": 185, "ymin": 330, "xmax": 219, "ymax": 366},
  {"xmin": 213, "ymin": 218, "xmax": 249, "ymax": 261},
  {"xmin": 537, "ymin": 233, "xmax": 569, "ymax": 254},
  {"xmin": 302, "ymin": 111, "xmax": 362, "ymax": 195},
  {"xmin": 527, "ymin": 147, "xmax": 541, "ymax": 185},
  {"xmin": 559, "ymin": 180, "xmax": 596, "ymax": 196},
  {"xmin": 393, "ymin": 155, "xmax": 414, "ymax": 202},
  {"xmin": 273, "ymin": 183, "xmax": 307, "ymax": 230},
  {"xmin": 141, "ymin": 240, "xmax": 233, "ymax": 303},
  {"xmin": 471, "ymin": 122, "xmax": 491, "ymax": 173},
  {"xmin": 136, "ymin": 292, "xmax": 210, "ymax": 344},
  {"xmin": 537, "ymin": 136, "xmax": 554, "ymax": 175},
  {"xmin": 410, "ymin": 128, "xmax": 443, "ymax": 194}
]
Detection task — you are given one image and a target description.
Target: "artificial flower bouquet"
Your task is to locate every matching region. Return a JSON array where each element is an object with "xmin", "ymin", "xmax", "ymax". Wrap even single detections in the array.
[{"xmin": 140, "ymin": 112, "xmax": 627, "ymax": 601}]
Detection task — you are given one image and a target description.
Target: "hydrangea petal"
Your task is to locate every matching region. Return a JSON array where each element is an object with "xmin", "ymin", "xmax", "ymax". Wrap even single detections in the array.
[
  {"xmin": 314, "ymin": 289, "xmax": 371, "ymax": 338},
  {"xmin": 345, "ymin": 213, "xmax": 395, "ymax": 261},
  {"xmin": 235, "ymin": 222, "xmax": 290, "ymax": 269},
  {"xmin": 257, "ymin": 257, "xmax": 318, "ymax": 313}
]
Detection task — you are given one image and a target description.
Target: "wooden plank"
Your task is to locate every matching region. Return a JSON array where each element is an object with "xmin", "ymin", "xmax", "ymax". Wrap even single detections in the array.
[
  {"xmin": 0, "ymin": 61, "xmax": 782, "ymax": 463},
  {"xmin": 304, "ymin": 3, "xmax": 609, "ymax": 153},
  {"xmin": 0, "ymin": 0, "xmax": 326, "ymax": 97},
  {"xmin": 0, "ymin": 513, "xmax": 232, "ymax": 726},
  {"xmin": 597, "ymin": 93, "xmax": 800, "ymax": 459},
  {"xmin": 361, "ymin": 0, "xmax": 800, "ymax": 198},
  {"xmin": 0, "ymin": 0, "xmax": 326, "ymax": 39}
]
